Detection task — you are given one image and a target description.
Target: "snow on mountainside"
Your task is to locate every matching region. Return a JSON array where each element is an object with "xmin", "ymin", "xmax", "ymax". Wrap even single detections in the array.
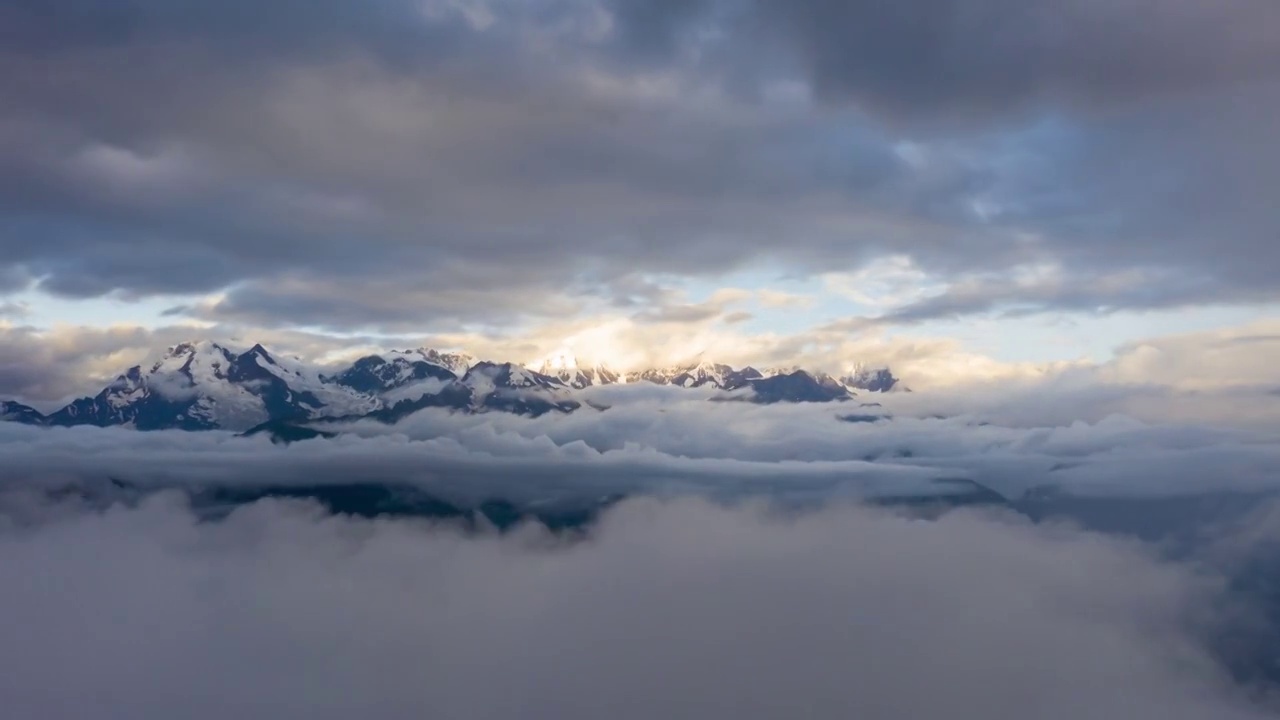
[
  {"xmin": 763, "ymin": 365, "xmax": 901, "ymax": 393},
  {"xmin": 327, "ymin": 350, "xmax": 461, "ymax": 395},
  {"xmin": 396, "ymin": 348, "xmax": 476, "ymax": 377},
  {"xmin": 533, "ymin": 354, "xmax": 622, "ymax": 389},
  {"xmin": 45, "ymin": 342, "xmax": 378, "ymax": 431},
  {"xmin": 840, "ymin": 365, "xmax": 902, "ymax": 393},
  {"xmin": 0, "ymin": 340, "xmax": 904, "ymax": 431},
  {"xmin": 637, "ymin": 361, "xmax": 760, "ymax": 389},
  {"xmin": 365, "ymin": 361, "xmax": 579, "ymax": 423},
  {"xmin": 461, "ymin": 362, "xmax": 580, "ymax": 415}
]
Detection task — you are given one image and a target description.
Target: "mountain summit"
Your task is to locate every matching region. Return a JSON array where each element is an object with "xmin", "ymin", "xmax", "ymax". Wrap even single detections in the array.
[
  {"xmin": 2, "ymin": 341, "xmax": 903, "ymax": 431},
  {"xmin": 533, "ymin": 354, "xmax": 622, "ymax": 389}
]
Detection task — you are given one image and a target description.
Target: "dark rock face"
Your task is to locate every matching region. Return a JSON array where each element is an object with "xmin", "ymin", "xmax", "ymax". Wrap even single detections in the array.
[
  {"xmin": 226, "ymin": 345, "xmax": 325, "ymax": 423},
  {"xmin": 0, "ymin": 400, "xmax": 45, "ymax": 425},
  {"xmin": 328, "ymin": 354, "xmax": 458, "ymax": 394},
  {"xmin": 368, "ymin": 383, "xmax": 475, "ymax": 423},
  {"xmin": 46, "ymin": 367, "xmax": 219, "ymax": 431},
  {"xmin": 735, "ymin": 371, "xmax": 852, "ymax": 404},
  {"xmin": 460, "ymin": 363, "xmax": 580, "ymax": 417}
]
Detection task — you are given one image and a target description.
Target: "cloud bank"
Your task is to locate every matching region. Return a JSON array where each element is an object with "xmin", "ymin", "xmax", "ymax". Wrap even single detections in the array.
[
  {"xmin": 4, "ymin": 371, "xmax": 1279, "ymax": 506},
  {"xmin": 0, "ymin": 493, "xmax": 1275, "ymax": 719}
]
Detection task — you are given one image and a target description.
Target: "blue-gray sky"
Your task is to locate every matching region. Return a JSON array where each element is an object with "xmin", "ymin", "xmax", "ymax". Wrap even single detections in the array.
[{"xmin": 1, "ymin": 0, "xmax": 1278, "ymax": 395}]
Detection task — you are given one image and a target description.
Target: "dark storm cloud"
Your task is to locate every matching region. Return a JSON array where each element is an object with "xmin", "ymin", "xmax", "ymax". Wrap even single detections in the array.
[
  {"xmin": 0, "ymin": 0, "xmax": 1276, "ymax": 328},
  {"xmin": 828, "ymin": 265, "xmax": 1270, "ymax": 328},
  {"xmin": 753, "ymin": 0, "xmax": 1280, "ymax": 122}
]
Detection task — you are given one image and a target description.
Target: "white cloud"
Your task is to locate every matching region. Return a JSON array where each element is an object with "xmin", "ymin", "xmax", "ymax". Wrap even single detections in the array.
[
  {"xmin": 821, "ymin": 255, "xmax": 944, "ymax": 309},
  {"xmin": 756, "ymin": 289, "xmax": 813, "ymax": 309},
  {"xmin": 3, "ymin": 369, "xmax": 1279, "ymax": 502},
  {"xmin": 1099, "ymin": 319, "xmax": 1280, "ymax": 391}
]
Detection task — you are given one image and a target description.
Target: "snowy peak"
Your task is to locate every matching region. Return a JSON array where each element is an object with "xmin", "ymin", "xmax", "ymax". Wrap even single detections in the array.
[
  {"xmin": 763, "ymin": 363, "xmax": 901, "ymax": 393},
  {"xmin": 464, "ymin": 362, "xmax": 567, "ymax": 392},
  {"xmin": 329, "ymin": 352, "xmax": 458, "ymax": 395},
  {"xmin": 840, "ymin": 366, "xmax": 901, "ymax": 393},
  {"xmin": 669, "ymin": 360, "xmax": 733, "ymax": 389},
  {"xmin": 530, "ymin": 354, "xmax": 621, "ymax": 389},
  {"xmin": 637, "ymin": 360, "xmax": 761, "ymax": 390},
  {"xmin": 45, "ymin": 340, "xmax": 378, "ymax": 431},
  {"xmin": 446, "ymin": 362, "xmax": 577, "ymax": 417},
  {"xmin": 414, "ymin": 348, "xmax": 476, "ymax": 377}
]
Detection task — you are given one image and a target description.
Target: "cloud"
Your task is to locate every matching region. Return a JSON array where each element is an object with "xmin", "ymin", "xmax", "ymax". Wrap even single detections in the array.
[
  {"xmin": 0, "ymin": 492, "xmax": 1273, "ymax": 719},
  {"xmin": 631, "ymin": 287, "xmax": 753, "ymax": 324},
  {"xmin": 749, "ymin": 0, "xmax": 1280, "ymax": 122},
  {"xmin": 0, "ymin": 300, "xmax": 28, "ymax": 318},
  {"xmin": 756, "ymin": 289, "xmax": 813, "ymax": 309},
  {"xmin": 1099, "ymin": 320, "xmax": 1280, "ymax": 391},
  {"xmin": 0, "ymin": 0, "xmax": 1275, "ymax": 328},
  {"xmin": 829, "ymin": 264, "xmax": 1262, "ymax": 327},
  {"xmin": 3, "ymin": 362, "xmax": 1280, "ymax": 504}
]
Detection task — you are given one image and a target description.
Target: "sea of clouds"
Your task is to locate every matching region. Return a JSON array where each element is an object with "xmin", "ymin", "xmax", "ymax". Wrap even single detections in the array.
[
  {"xmin": 3, "ymin": 379, "xmax": 1280, "ymax": 718},
  {"xmin": 4, "ymin": 380, "xmax": 1279, "ymax": 504},
  {"xmin": 2, "ymin": 493, "xmax": 1280, "ymax": 719}
]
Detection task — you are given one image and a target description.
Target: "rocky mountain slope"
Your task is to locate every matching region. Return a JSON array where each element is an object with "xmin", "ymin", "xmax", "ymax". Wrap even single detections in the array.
[{"xmin": 3, "ymin": 342, "xmax": 903, "ymax": 431}]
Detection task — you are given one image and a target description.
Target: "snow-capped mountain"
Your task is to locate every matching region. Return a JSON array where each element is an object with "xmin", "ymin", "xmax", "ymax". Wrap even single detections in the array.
[
  {"xmin": 461, "ymin": 362, "xmax": 580, "ymax": 415},
  {"xmin": 840, "ymin": 365, "xmax": 901, "ymax": 393},
  {"xmin": 763, "ymin": 365, "xmax": 901, "ymax": 393},
  {"xmin": 533, "ymin": 354, "xmax": 622, "ymax": 389},
  {"xmin": 637, "ymin": 361, "xmax": 763, "ymax": 389},
  {"xmin": 737, "ymin": 370, "xmax": 852, "ymax": 404},
  {"xmin": 43, "ymin": 342, "xmax": 378, "ymax": 431},
  {"xmin": 327, "ymin": 350, "xmax": 461, "ymax": 395},
  {"xmin": 366, "ymin": 361, "xmax": 579, "ymax": 422},
  {"xmin": 0, "ymin": 340, "xmax": 904, "ymax": 431},
  {"xmin": 416, "ymin": 349, "xmax": 476, "ymax": 378}
]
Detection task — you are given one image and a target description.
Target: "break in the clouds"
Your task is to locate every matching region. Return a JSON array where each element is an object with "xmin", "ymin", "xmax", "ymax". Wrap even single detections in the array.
[{"xmin": 1, "ymin": 0, "xmax": 1277, "ymax": 331}]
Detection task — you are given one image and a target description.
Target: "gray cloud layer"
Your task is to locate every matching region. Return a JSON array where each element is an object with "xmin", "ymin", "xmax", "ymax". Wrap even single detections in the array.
[
  {"xmin": 0, "ymin": 493, "xmax": 1275, "ymax": 719},
  {"xmin": 0, "ymin": 0, "xmax": 1276, "ymax": 328}
]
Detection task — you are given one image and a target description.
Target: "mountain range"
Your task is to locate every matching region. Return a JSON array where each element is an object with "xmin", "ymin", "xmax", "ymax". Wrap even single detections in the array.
[{"xmin": 1, "ymin": 341, "xmax": 903, "ymax": 432}]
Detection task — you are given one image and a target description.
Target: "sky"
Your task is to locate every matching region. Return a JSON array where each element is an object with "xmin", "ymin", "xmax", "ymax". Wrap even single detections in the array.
[
  {"xmin": 4, "ymin": 5, "xmax": 1280, "ymax": 714},
  {"xmin": 1, "ymin": 0, "xmax": 1278, "ymax": 392}
]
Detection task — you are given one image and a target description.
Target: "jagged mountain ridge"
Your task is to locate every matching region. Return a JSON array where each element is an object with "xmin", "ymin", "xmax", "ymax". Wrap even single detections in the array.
[
  {"xmin": 3, "ymin": 342, "xmax": 903, "ymax": 431},
  {"xmin": 1, "ymin": 400, "xmax": 45, "ymax": 424},
  {"xmin": 39, "ymin": 341, "xmax": 380, "ymax": 431},
  {"xmin": 534, "ymin": 354, "xmax": 622, "ymax": 389}
]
